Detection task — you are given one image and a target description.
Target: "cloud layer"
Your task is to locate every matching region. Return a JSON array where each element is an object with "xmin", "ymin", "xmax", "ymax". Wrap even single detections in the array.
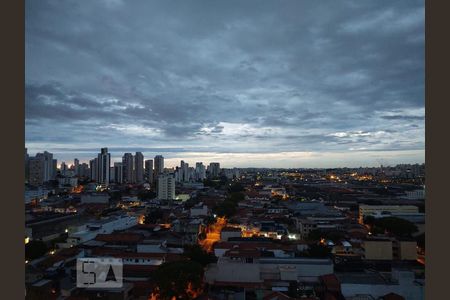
[{"xmin": 25, "ymin": 0, "xmax": 424, "ymax": 167}]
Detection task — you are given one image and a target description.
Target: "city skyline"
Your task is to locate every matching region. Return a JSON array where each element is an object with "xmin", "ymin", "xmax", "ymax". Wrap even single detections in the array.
[
  {"xmin": 26, "ymin": 0, "xmax": 424, "ymax": 168},
  {"xmin": 26, "ymin": 147, "xmax": 424, "ymax": 170}
]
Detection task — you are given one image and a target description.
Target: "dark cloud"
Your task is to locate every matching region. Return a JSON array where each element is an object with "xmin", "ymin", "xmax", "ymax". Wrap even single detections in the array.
[
  {"xmin": 380, "ymin": 115, "xmax": 425, "ymax": 121},
  {"xmin": 25, "ymin": 0, "xmax": 424, "ymax": 166}
]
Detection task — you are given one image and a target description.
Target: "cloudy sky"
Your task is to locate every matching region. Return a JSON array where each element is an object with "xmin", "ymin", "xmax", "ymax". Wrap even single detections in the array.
[{"xmin": 25, "ymin": 0, "xmax": 424, "ymax": 168}]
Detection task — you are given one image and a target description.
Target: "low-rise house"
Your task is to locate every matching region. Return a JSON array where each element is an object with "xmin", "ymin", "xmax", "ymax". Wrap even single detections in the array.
[
  {"xmin": 80, "ymin": 193, "xmax": 110, "ymax": 204},
  {"xmin": 213, "ymin": 241, "xmax": 296, "ymax": 258},
  {"xmin": 205, "ymin": 248, "xmax": 334, "ymax": 288},
  {"xmin": 66, "ymin": 216, "xmax": 138, "ymax": 246},
  {"xmin": 362, "ymin": 237, "xmax": 417, "ymax": 261},
  {"xmin": 220, "ymin": 226, "xmax": 242, "ymax": 241},
  {"xmin": 190, "ymin": 203, "xmax": 209, "ymax": 217},
  {"xmin": 337, "ymin": 269, "xmax": 424, "ymax": 300}
]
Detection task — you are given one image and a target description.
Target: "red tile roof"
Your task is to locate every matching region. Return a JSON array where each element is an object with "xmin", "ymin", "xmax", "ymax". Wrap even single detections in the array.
[
  {"xmin": 320, "ymin": 274, "xmax": 341, "ymax": 292},
  {"xmin": 224, "ymin": 248, "xmax": 261, "ymax": 258},
  {"xmin": 213, "ymin": 281, "xmax": 265, "ymax": 288},
  {"xmin": 37, "ymin": 248, "xmax": 82, "ymax": 269},
  {"xmin": 263, "ymin": 291, "xmax": 293, "ymax": 300},
  {"xmin": 382, "ymin": 293, "xmax": 405, "ymax": 300},
  {"xmin": 214, "ymin": 241, "xmax": 295, "ymax": 252},
  {"xmin": 91, "ymin": 248, "xmax": 182, "ymax": 261},
  {"xmin": 123, "ymin": 264, "xmax": 159, "ymax": 273},
  {"xmin": 95, "ymin": 233, "xmax": 143, "ymax": 243},
  {"xmin": 221, "ymin": 226, "xmax": 242, "ymax": 232}
]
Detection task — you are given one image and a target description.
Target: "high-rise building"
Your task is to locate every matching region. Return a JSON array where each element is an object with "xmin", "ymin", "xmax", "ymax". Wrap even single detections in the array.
[
  {"xmin": 224, "ymin": 168, "xmax": 240, "ymax": 180},
  {"xmin": 195, "ymin": 162, "xmax": 206, "ymax": 181},
  {"xmin": 174, "ymin": 167, "xmax": 181, "ymax": 183},
  {"xmin": 209, "ymin": 162, "xmax": 221, "ymax": 178},
  {"xmin": 35, "ymin": 151, "xmax": 56, "ymax": 181},
  {"xmin": 74, "ymin": 158, "xmax": 80, "ymax": 175},
  {"xmin": 60, "ymin": 161, "xmax": 68, "ymax": 171},
  {"xmin": 157, "ymin": 174, "xmax": 175, "ymax": 200},
  {"xmin": 79, "ymin": 163, "xmax": 89, "ymax": 178},
  {"xmin": 89, "ymin": 158, "xmax": 98, "ymax": 182},
  {"xmin": 97, "ymin": 148, "xmax": 111, "ymax": 185},
  {"xmin": 114, "ymin": 162, "xmax": 123, "ymax": 184},
  {"xmin": 52, "ymin": 159, "xmax": 57, "ymax": 178},
  {"xmin": 109, "ymin": 166, "xmax": 115, "ymax": 182},
  {"xmin": 154, "ymin": 155, "xmax": 164, "ymax": 179},
  {"xmin": 28, "ymin": 156, "xmax": 45, "ymax": 186},
  {"xmin": 188, "ymin": 167, "xmax": 195, "ymax": 182},
  {"xmin": 25, "ymin": 148, "xmax": 29, "ymax": 183},
  {"xmin": 134, "ymin": 152, "xmax": 144, "ymax": 184},
  {"xmin": 122, "ymin": 153, "xmax": 134, "ymax": 183},
  {"xmin": 180, "ymin": 160, "xmax": 190, "ymax": 182},
  {"xmin": 145, "ymin": 159, "xmax": 153, "ymax": 183}
]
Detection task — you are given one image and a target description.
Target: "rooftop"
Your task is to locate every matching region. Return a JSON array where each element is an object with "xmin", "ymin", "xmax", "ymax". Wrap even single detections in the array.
[{"xmin": 336, "ymin": 272, "xmax": 393, "ymax": 285}]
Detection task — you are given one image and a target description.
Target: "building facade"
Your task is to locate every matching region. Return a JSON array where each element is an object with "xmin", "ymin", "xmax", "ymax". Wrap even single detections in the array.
[
  {"xmin": 358, "ymin": 205, "xmax": 419, "ymax": 223},
  {"xmin": 122, "ymin": 153, "xmax": 134, "ymax": 183},
  {"xmin": 209, "ymin": 162, "xmax": 221, "ymax": 178},
  {"xmin": 97, "ymin": 148, "xmax": 111, "ymax": 185},
  {"xmin": 145, "ymin": 159, "xmax": 153, "ymax": 183},
  {"xmin": 157, "ymin": 174, "xmax": 175, "ymax": 200},
  {"xmin": 154, "ymin": 155, "xmax": 164, "ymax": 180},
  {"xmin": 134, "ymin": 152, "xmax": 144, "ymax": 184}
]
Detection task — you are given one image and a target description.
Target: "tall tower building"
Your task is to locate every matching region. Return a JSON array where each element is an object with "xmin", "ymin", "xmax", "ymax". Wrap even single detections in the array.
[
  {"xmin": 89, "ymin": 158, "xmax": 98, "ymax": 182},
  {"xmin": 60, "ymin": 162, "xmax": 68, "ymax": 175},
  {"xmin": 97, "ymin": 148, "xmax": 111, "ymax": 185},
  {"xmin": 145, "ymin": 159, "xmax": 153, "ymax": 183},
  {"xmin": 180, "ymin": 160, "xmax": 190, "ymax": 182},
  {"xmin": 74, "ymin": 158, "xmax": 80, "ymax": 175},
  {"xmin": 157, "ymin": 174, "xmax": 175, "ymax": 200},
  {"xmin": 122, "ymin": 153, "xmax": 134, "ymax": 183},
  {"xmin": 25, "ymin": 148, "xmax": 29, "ymax": 183},
  {"xmin": 195, "ymin": 162, "xmax": 206, "ymax": 181},
  {"xmin": 35, "ymin": 151, "xmax": 56, "ymax": 181},
  {"xmin": 28, "ymin": 156, "xmax": 45, "ymax": 186},
  {"xmin": 114, "ymin": 162, "xmax": 123, "ymax": 184},
  {"xmin": 134, "ymin": 152, "xmax": 144, "ymax": 184},
  {"xmin": 52, "ymin": 159, "xmax": 57, "ymax": 178},
  {"xmin": 154, "ymin": 155, "xmax": 164, "ymax": 178},
  {"xmin": 109, "ymin": 166, "xmax": 115, "ymax": 182},
  {"xmin": 209, "ymin": 162, "xmax": 221, "ymax": 178},
  {"xmin": 79, "ymin": 163, "xmax": 89, "ymax": 178},
  {"xmin": 188, "ymin": 167, "xmax": 195, "ymax": 182}
]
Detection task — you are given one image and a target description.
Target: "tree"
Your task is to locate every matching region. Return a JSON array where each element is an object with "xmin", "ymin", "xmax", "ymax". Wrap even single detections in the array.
[
  {"xmin": 416, "ymin": 233, "xmax": 425, "ymax": 249},
  {"xmin": 137, "ymin": 190, "xmax": 157, "ymax": 201},
  {"xmin": 307, "ymin": 244, "xmax": 331, "ymax": 258},
  {"xmin": 203, "ymin": 179, "xmax": 221, "ymax": 188},
  {"xmin": 228, "ymin": 183, "xmax": 244, "ymax": 193},
  {"xmin": 219, "ymin": 175, "xmax": 229, "ymax": 186},
  {"xmin": 144, "ymin": 208, "xmax": 164, "ymax": 224},
  {"xmin": 326, "ymin": 230, "xmax": 346, "ymax": 243},
  {"xmin": 306, "ymin": 229, "xmax": 345, "ymax": 243},
  {"xmin": 109, "ymin": 191, "xmax": 122, "ymax": 201},
  {"xmin": 228, "ymin": 192, "xmax": 245, "ymax": 204},
  {"xmin": 363, "ymin": 215, "xmax": 376, "ymax": 227},
  {"xmin": 153, "ymin": 260, "xmax": 204, "ymax": 300},
  {"xmin": 184, "ymin": 197, "xmax": 200, "ymax": 209},
  {"xmin": 203, "ymin": 216, "xmax": 216, "ymax": 226},
  {"xmin": 25, "ymin": 240, "xmax": 48, "ymax": 260},
  {"xmin": 374, "ymin": 217, "xmax": 418, "ymax": 237},
  {"xmin": 306, "ymin": 229, "xmax": 323, "ymax": 242},
  {"xmin": 213, "ymin": 200, "xmax": 237, "ymax": 218},
  {"xmin": 183, "ymin": 244, "xmax": 216, "ymax": 267}
]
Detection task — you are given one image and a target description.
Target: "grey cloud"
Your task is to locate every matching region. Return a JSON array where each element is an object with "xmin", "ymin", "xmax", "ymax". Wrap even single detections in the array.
[
  {"xmin": 381, "ymin": 115, "xmax": 425, "ymax": 121},
  {"xmin": 25, "ymin": 0, "xmax": 424, "ymax": 165}
]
